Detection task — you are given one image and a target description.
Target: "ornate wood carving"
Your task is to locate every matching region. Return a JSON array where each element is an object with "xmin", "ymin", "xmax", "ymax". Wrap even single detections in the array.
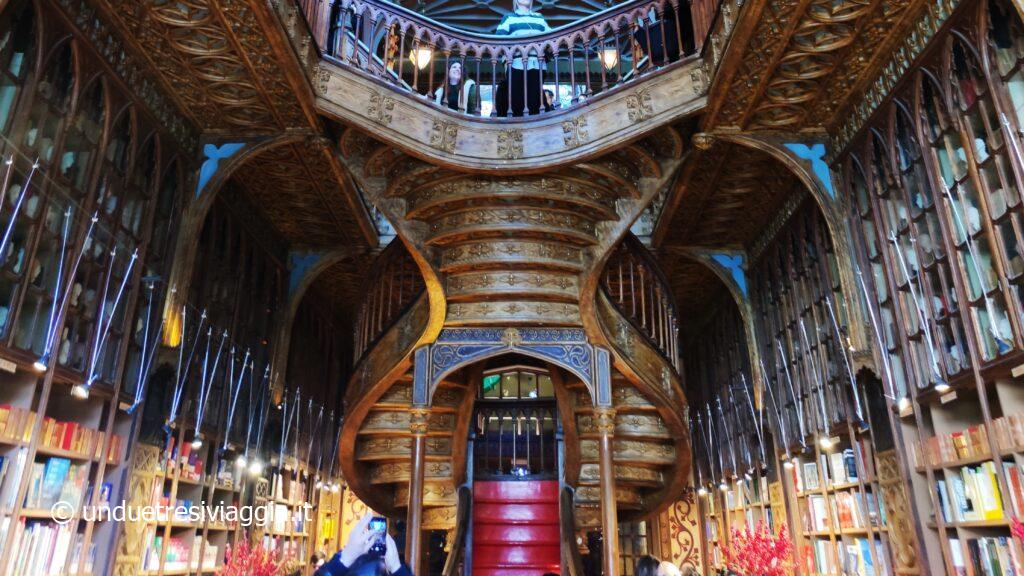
[
  {"xmin": 113, "ymin": 445, "xmax": 161, "ymax": 576},
  {"xmin": 877, "ymin": 449, "xmax": 920, "ymax": 574}
]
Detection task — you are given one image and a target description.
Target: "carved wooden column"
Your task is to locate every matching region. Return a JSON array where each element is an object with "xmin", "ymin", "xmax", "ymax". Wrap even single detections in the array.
[
  {"xmin": 407, "ymin": 406, "xmax": 429, "ymax": 574},
  {"xmin": 595, "ymin": 406, "xmax": 619, "ymax": 576}
]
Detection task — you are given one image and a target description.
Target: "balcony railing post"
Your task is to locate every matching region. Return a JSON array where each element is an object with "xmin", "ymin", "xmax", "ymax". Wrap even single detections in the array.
[
  {"xmin": 490, "ymin": 58, "xmax": 498, "ymax": 117},
  {"xmin": 397, "ymin": 27, "xmax": 407, "ymax": 82},
  {"xmin": 521, "ymin": 51, "xmax": 529, "ymax": 116}
]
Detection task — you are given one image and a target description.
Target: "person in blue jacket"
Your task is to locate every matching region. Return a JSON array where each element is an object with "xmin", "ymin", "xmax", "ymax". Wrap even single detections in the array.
[{"xmin": 315, "ymin": 513, "xmax": 413, "ymax": 576}]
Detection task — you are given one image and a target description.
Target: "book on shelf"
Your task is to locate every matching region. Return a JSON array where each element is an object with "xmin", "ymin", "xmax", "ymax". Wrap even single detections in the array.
[
  {"xmin": 914, "ymin": 425, "xmax": 990, "ymax": 468},
  {"xmin": 6, "ymin": 519, "xmax": 90, "ymax": 575},
  {"xmin": 23, "ymin": 457, "xmax": 88, "ymax": 510},
  {"xmin": 991, "ymin": 413, "xmax": 1024, "ymax": 452},
  {"xmin": 965, "ymin": 536, "xmax": 1022, "ymax": 576},
  {"xmin": 949, "ymin": 538, "xmax": 966, "ymax": 576},
  {"xmin": 0, "ymin": 405, "xmax": 34, "ymax": 444},
  {"xmin": 803, "ymin": 461, "xmax": 820, "ymax": 491},
  {"xmin": 945, "ymin": 462, "xmax": 1005, "ymax": 522},
  {"xmin": 840, "ymin": 538, "xmax": 889, "ymax": 576},
  {"xmin": 807, "ymin": 494, "xmax": 830, "ymax": 531}
]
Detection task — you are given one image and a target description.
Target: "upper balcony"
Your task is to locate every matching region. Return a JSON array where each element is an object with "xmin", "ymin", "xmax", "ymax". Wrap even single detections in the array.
[{"xmin": 296, "ymin": 0, "xmax": 718, "ymax": 169}]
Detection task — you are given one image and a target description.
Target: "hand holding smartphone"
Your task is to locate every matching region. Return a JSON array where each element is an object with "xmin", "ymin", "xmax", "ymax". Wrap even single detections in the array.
[{"xmin": 368, "ymin": 516, "xmax": 388, "ymax": 558}]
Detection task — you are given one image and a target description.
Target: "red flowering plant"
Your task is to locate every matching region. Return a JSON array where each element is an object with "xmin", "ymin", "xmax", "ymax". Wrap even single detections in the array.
[
  {"xmin": 1012, "ymin": 517, "xmax": 1024, "ymax": 543},
  {"xmin": 218, "ymin": 541, "xmax": 283, "ymax": 576},
  {"xmin": 721, "ymin": 522, "xmax": 795, "ymax": 576}
]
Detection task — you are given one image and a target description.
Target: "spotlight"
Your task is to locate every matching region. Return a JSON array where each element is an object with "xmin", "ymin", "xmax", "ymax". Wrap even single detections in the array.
[
  {"xmin": 70, "ymin": 384, "xmax": 90, "ymax": 399},
  {"xmin": 249, "ymin": 459, "xmax": 264, "ymax": 476},
  {"xmin": 736, "ymin": 477, "xmax": 745, "ymax": 485},
  {"xmin": 330, "ymin": 483, "xmax": 340, "ymax": 493},
  {"xmin": 235, "ymin": 455, "xmax": 247, "ymax": 469},
  {"xmin": 718, "ymin": 481, "xmax": 728, "ymax": 492},
  {"xmin": 896, "ymin": 397, "xmax": 911, "ymax": 412},
  {"xmin": 782, "ymin": 455, "xmax": 795, "ymax": 470},
  {"xmin": 697, "ymin": 486, "xmax": 708, "ymax": 497},
  {"xmin": 33, "ymin": 354, "xmax": 49, "ymax": 373},
  {"xmin": 819, "ymin": 436, "xmax": 835, "ymax": 450},
  {"xmin": 315, "ymin": 479, "xmax": 323, "ymax": 490},
  {"xmin": 190, "ymin": 435, "xmax": 203, "ymax": 450},
  {"xmin": 935, "ymin": 381, "xmax": 951, "ymax": 394}
]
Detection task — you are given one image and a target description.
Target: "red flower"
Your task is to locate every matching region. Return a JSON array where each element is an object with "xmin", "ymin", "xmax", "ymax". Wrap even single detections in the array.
[
  {"xmin": 721, "ymin": 522, "xmax": 795, "ymax": 576},
  {"xmin": 218, "ymin": 541, "xmax": 283, "ymax": 576}
]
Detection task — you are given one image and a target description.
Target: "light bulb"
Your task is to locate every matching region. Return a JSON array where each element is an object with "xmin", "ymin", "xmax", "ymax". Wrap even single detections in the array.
[
  {"xmin": 249, "ymin": 459, "xmax": 264, "ymax": 476},
  {"xmin": 935, "ymin": 381, "xmax": 951, "ymax": 393},
  {"xmin": 191, "ymin": 437, "xmax": 203, "ymax": 450},
  {"xmin": 782, "ymin": 458, "xmax": 795, "ymax": 470},
  {"xmin": 235, "ymin": 455, "xmax": 247, "ymax": 468},
  {"xmin": 70, "ymin": 384, "xmax": 90, "ymax": 399},
  {"xmin": 718, "ymin": 482, "xmax": 728, "ymax": 492},
  {"xmin": 819, "ymin": 436, "xmax": 835, "ymax": 450},
  {"xmin": 32, "ymin": 356, "xmax": 48, "ymax": 373},
  {"xmin": 408, "ymin": 47, "xmax": 433, "ymax": 70},
  {"xmin": 697, "ymin": 486, "xmax": 708, "ymax": 497},
  {"xmin": 600, "ymin": 48, "xmax": 618, "ymax": 69},
  {"xmin": 896, "ymin": 397, "xmax": 911, "ymax": 412}
]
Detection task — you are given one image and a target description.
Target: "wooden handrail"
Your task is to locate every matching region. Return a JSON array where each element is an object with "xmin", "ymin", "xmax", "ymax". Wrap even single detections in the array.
[
  {"xmin": 442, "ymin": 485, "xmax": 472, "ymax": 576},
  {"xmin": 601, "ymin": 234, "xmax": 681, "ymax": 372},
  {"xmin": 297, "ymin": 0, "xmax": 699, "ymax": 118},
  {"xmin": 560, "ymin": 486, "xmax": 586, "ymax": 576},
  {"xmin": 353, "ymin": 241, "xmax": 425, "ymax": 363}
]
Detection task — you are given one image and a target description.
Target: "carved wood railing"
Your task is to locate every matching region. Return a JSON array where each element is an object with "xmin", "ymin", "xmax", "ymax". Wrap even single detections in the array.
[
  {"xmin": 441, "ymin": 485, "xmax": 472, "ymax": 576},
  {"xmin": 354, "ymin": 241, "xmax": 425, "ymax": 362},
  {"xmin": 601, "ymin": 235, "xmax": 680, "ymax": 372},
  {"xmin": 298, "ymin": 0, "xmax": 698, "ymax": 118}
]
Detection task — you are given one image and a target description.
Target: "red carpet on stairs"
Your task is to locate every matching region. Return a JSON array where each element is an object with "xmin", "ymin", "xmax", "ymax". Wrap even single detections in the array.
[{"xmin": 472, "ymin": 480, "xmax": 561, "ymax": 576}]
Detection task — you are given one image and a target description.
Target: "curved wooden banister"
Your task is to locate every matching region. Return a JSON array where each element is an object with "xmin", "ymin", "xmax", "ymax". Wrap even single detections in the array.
[
  {"xmin": 560, "ymin": 486, "xmax": 586, "ymax": 576},
  {"xmin": 442, "ymin": 485, "xmax": 472, "ymax": 576},
  {"xmin": 353, "ymin": 241, "xmax": 426, "ymax": 363},
  {"xmin": 297, "ymin": 0, "xmax": 697, "ymax": 118},
  {"xmin": 601, "ymin": 234, "xmax": 680, "ymax": 372}
]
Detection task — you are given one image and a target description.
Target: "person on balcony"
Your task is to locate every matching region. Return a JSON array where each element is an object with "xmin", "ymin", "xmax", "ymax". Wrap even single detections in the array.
[
  {"xmin": 433, "ymin": 61, "xmax": 479, "ymax": 114},
  {"xmin": 494, "ymin": 0, "xmax": 550, "ymax": 117}
]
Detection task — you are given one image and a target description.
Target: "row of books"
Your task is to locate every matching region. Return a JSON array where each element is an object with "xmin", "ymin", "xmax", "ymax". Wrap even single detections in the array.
[
  {"xmin": 23, "ymin": 457, "xmax": 88, "ymax": 510},
  {"xmin": 949, "ymin": 536, "xmax": 1023, "ymax": 576},
  {"xmin": 261, "ymin": 534, "xmax": 306, "ymax": 562},
  {"xmin": 801, "ymin": 537, "xmax": 890, "ymax": 576},
  {"xmin": 272, "ymin": 470, "xmax": 308, "ymax": 503},
  {"xmin": 0, "ymin": 405, "xmax": 34, "ymax": 444},
  {"xmin": 991, "ymin": 413, "xmax": 1024, "ymax": 453},
  {"xmin": 725, "ymin": 476, "xmax": 769, "ymax": 510},
  {"xmin": 165, "ymin": 436, "xmax": 205, "ymax": 482},
  {"xmin": 935, "ymin": 461, "xmax": 1005, "ymax": 523},
  {"xmin": 791, "ymin": 448, "xmax": 863, "ymax": 493},
  {"xmin": 38, "ymin": 417, "xmax": 123, "ymax": 462},
  {"xmin": 141, "ymin": 530, "xmax": 219, "ymax": 572},
  {"xmin": 914, "ymin": 424, "xmax": 990, "ymax": 468},
  {"xmin": 5, "ymin": 520, "xmax": 94, "ymax": 575},
  {"xmin": 265, "ymin": 502, "xmax": 307, "ymax": 534}
]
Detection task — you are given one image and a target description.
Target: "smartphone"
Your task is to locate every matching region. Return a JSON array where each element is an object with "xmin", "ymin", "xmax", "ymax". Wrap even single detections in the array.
[{"xmin": 368, "ymin": 516, "xmax": 387, "ymax": 557}]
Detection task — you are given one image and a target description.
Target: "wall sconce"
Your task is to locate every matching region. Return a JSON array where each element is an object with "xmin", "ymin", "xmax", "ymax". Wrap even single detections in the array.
[{"xmin": 409, "ymin": 47, "xmax": 433, "ymax": 70}]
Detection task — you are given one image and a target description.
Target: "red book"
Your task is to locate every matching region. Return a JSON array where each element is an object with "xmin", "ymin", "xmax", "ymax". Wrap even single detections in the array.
[{"xmin": 61, "ymin": 421, "xmax": 76, "ymax": 451}]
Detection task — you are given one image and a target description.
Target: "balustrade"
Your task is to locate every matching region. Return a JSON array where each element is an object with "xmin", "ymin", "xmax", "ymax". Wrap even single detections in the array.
[
  {"xmin": 602, "ymin": 235, "xmax": 681, "ymax": 371},
  {"xmin": 298, "ymin": 0, "xmax": 697, "ymax": 118},
  {"xmin": 353, "ymin": 241, "xmax": 425, "ymax": 362}
]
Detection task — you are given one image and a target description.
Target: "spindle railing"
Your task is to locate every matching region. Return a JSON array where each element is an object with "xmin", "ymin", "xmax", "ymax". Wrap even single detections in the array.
[
  {"xmin": 353, "ymin": 241, "xmax": 425, "ymax": 363},
  {"xmin": 602, "ymin": 234, "xmax": 681, "ymax": 372},
  {"xmin": 297, "ymin": 0, "xmax": 698, "ymax": 118}
]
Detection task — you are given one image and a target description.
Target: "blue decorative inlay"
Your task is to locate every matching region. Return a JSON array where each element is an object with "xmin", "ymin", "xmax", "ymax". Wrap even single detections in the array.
[
  {"xmin": 710, "ymin": 253, "xmax": 747, "ymax": 297},
  {"xmin": 287, "ymin": 251, "xmax": 326, "ymax": 297},
  {"xmin": 196, "ymin": 142, "xmax": 245, "ymax": 198},
  {"xmin": 427, "ymin": 328, "xmax": 594, "ymax": 398},
  {"xmin": 784, "ymin": 142, "xmax": 834, "ymax": 198}
]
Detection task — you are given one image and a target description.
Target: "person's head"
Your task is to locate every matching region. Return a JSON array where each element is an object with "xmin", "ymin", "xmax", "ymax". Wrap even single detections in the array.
[
  {"xmin": 543, "ymin": 89, "xmax": 554, "ymax": 104},
  {"xmin": 658, "ymin": 561, "xmax": 682, "ymax": 576},
  {"xmin": 448, "ymin": 61, "xmax": 463, "ymax": 84},
  {"xmin": 636, "ymin": 555, "xmax": 660, "ymax": 576},
  {"xmin": 515, "ymin": 0, "xmax": 533, "ymax": 13}
]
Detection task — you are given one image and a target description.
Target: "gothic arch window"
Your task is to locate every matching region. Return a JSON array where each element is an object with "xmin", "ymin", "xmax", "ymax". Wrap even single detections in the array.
[
  {"xmin": 59, "ymin": 77, "xmax": 105, "ymax": 195},
  {"xmin": 0, "ymin": 0, "xmax": 36, "ymax": 137},
  {"xmin": 22, "ymin": 38, "xmax": 73, "ymax": 166}
]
